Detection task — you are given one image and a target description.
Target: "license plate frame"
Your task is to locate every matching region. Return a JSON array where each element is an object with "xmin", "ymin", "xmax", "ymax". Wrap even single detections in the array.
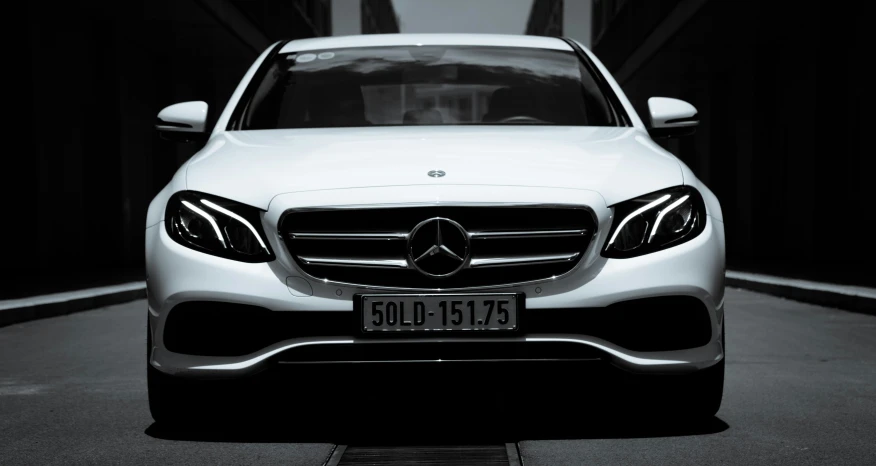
[{"xmin": 357, "ymin": 293, "xmax": 524, "ymax": 334}]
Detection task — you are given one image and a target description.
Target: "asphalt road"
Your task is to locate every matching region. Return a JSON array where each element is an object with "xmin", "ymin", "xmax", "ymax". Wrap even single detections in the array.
[{"xmin": 1, "ymin": 288, "xmax": 874, "ymax": 465}]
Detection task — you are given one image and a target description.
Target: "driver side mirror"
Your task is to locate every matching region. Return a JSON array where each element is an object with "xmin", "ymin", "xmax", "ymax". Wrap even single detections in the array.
[
  {"xmin": 155, "ymin": 101, "xmax": 208, "ymax": 143},
  {"xmin": 647, "ymin": 97, "xmax": 698, "ymax": 139}
]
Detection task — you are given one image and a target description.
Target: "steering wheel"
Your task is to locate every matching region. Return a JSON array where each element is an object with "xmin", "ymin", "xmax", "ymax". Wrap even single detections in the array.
[{"xmin": 497, "ymin": 115, "xmax": 548, "ymax": 124}]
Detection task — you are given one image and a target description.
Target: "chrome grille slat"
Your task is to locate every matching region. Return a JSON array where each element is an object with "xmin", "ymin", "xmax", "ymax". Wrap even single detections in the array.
[
  {"xmin": 289, "ymin": 232, "xmax": 408, "ymax": 240},
  {"xmin": 281, "ymin": 205, "xmax": 596, "ymax": 289},
  {"xmin": 298, "ymin": 256, "xmax": 409, "ymax": 268},
  {"xmin": 469, "ymin": 229, "xmax": 588, "ymax": 239},
  {"xmin": 469, "ymin": 252, "xmax": 580, "ymax": 268}
]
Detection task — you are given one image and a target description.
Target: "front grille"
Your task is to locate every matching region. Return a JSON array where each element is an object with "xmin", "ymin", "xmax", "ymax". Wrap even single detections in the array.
[{"xmin": 280, "ymin": 205, "xmax": 596, "ymax": 289}]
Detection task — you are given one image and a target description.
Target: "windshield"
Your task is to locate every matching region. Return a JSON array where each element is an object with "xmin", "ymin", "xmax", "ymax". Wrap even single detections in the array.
[{"xmin": 236, "ymin": 45, "xmax": 619, "ymax": 129}]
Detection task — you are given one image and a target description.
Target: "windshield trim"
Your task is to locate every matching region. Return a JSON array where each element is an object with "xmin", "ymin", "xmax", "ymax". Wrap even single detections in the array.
[
  {"xmin": 226, "ymin": 40, "xmax": 289, "ymax": 131},
  {"xmin": 561, "ymin": 37, "xmax": 631, "ymax": 127}
]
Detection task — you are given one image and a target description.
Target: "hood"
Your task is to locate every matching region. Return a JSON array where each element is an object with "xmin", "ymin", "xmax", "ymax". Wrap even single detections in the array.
[{"xmin": 185, "ymin": 126, "xmax": 682, "ymax": 209}]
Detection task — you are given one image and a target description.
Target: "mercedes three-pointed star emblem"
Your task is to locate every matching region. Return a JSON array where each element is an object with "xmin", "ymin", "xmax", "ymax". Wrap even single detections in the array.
[{"xmin": 407, "ymin": 217, "xmax": 470, "ymax": 277}]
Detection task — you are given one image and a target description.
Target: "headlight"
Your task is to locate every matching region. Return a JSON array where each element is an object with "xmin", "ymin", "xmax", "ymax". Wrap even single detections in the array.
[
  {"xmin": 165, "ymin": 191, "xmax": 275, "ymax": 262},
  {"xmin": 602, "ymin": 186, "xmax": 706, "ymax": 258}
]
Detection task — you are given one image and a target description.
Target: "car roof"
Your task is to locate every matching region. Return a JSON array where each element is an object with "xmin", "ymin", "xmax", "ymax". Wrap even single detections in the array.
[{"xmin": 278, "ymin": 33, "xmax": 573, "ymax": 54}]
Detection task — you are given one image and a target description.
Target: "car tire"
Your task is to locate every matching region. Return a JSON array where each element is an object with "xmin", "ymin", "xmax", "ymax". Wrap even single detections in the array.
[
  {"xmin": 674, "ymin": 323, "xmax": 726, "ymax": 420},
  {"xmin": 147, "ymin": 320, "xmax": 196, "ymax": 425},
  {"xmin": 147, "ymin": 320, "xmax": 259, "ymax": 426},
  {"xmin": 622, "ymin": 324, "xmax": 724, "ymax": 421},
  {"xmin": 677, "ymin": 357, "xmax": 724, "ymax": 419}
]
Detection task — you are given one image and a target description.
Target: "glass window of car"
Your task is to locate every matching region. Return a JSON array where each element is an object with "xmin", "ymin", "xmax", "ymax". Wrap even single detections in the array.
[{"xmin": 238, "ymin": 45, "xmax": 619, "ymax": 129}]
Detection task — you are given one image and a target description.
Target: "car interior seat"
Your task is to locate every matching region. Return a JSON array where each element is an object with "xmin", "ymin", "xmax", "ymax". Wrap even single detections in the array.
[
  {"xmin": 403, "ymin": 108, "xmax": 444, "ymax": 125},
  {"xmin": 307, "ymin": 84, "xmax": 370, "ymax": 127},
  {"xmin": 482, "ymin": 87, "xmax": 535, "ymax": 123}
]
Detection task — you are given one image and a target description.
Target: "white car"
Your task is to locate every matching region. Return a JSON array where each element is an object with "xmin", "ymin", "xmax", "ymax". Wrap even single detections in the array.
[{"xmin": 146, "ymin": 34, "xmax": 725, "ymax": 422}]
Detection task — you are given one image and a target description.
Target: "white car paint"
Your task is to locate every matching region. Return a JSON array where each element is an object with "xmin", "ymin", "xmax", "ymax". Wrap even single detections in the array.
[
  {"xmin": 182, "ymin": 127, "xmax": 682, "ymax": 211},
  {"xmin": 156, "ymin": 101, "xmax": 208, "ymax": 133},
  {"xmin": 648, "ymin": 97, "xmax": 699, "ymax": 129},
  {"xmin": 278, "ymin": 33, "xmax": 575, "ymax": 53},
  {"xmin": 146, "ymin": 34, "xmax": 725, "ymax": 384}
]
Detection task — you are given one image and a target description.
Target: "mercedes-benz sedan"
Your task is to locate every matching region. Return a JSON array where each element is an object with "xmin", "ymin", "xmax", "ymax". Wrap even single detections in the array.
[{"xmin": 147, "ymin": 33, "xmax": 725, "ymax": 423}]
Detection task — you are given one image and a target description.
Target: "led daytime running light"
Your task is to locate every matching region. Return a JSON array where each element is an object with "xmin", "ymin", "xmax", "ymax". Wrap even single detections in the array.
[
  {"xmin": 605, "ymin": 194, "xmax": 671, "ymax": 250},
  {"xmin": 648, "ymin": 194, "xmax": 690, "ymax": 243},
  {"xmin": 201, "ymin": 199, "xmax": 268, "ymax": 251},
  {"xmin": 181, "ymin": 200, "xmax": 226, "ymax": 248}
]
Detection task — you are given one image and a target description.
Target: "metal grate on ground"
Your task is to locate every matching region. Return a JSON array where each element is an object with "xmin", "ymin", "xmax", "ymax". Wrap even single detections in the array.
[{"xmin": 325, "ymin": 443, "xmax": 522, "ymax": 466}]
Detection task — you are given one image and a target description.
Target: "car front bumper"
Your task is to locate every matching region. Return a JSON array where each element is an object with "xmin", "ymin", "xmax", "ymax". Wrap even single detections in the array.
[{"xmin": 147, "ymin": 199, "xmax": 725, "ymax": 379}]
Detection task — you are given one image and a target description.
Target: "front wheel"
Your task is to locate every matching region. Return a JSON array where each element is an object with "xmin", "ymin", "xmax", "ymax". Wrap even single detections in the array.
[
  {"xmin": 621, "ymin": 358, "xmax": 724, "ymax": 421},
  {"xmin": 667, "ymin": 323, "xmax": 726, "ymax": 420},
  {"xmin": 146, "ymin": 321, "xmax": 200, "ymax": 425},
  {"xmin": 147, "ymin": 359, "xmax": 188, "ymax": 424},
  {"xmin": 146, "ymin": 320, "xmax": 265, "ymax": 425},
  {"xmin": 621, "ymin": 326, "xmax": 725, "ymax": 421},
  {"xmin": 676, "ymin": 358, "xmax": 725, "ymax": 419}
]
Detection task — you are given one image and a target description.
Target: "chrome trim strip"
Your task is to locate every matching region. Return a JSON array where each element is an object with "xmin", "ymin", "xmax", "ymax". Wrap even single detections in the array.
[
  {"xmin": 298, "ymin": 256, "xmax": 409, "ymax": 268},
  {"xmin": 526, "ymin": 337, "xmax": 698, "ymax": 367},
  {"xmin": 469, "ymin": 229, "xmax": 588, "ymax": 239},
  {"xmin": 152, "ymin": 334, "xmax": 722, "ymax": 377},
  {"xmin": 278, "ymin": 358, "xmax": 602, "ymax": 364},
  {"xmin": 293, "ymin": 230, "xmax": 588, "ymax": 240},
  {"xmin": 290, "ymin": 232, "xmax": 408, "ymax": 240},
  {"xmin": 280, "ymin": 202, "xmax": 597, "ymax": 212},
  {"xmin": 470, "ymin": 253, "xmax": 580, "ymax": 268}
]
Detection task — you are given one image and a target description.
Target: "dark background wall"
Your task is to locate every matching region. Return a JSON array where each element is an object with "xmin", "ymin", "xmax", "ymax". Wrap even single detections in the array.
[
  {"xmin": 536, "ymin": 0, "xmax": 872, "ymax": 287},
  {"xmin": 3, "ymin": 0, "xmax": 332, "ymax": 299},
  {"xmin": 526, "ymin": 0, "xmax": 563, "ymax": 36},
  {"xmin": 362, "ymin": 0, "xmax": 400, "ymax": 34}
]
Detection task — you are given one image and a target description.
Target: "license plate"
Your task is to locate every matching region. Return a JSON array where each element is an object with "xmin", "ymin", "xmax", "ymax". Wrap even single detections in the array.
[{"xmin": 360, "ymin": 294, "xmax": 519, "ymax": 332}]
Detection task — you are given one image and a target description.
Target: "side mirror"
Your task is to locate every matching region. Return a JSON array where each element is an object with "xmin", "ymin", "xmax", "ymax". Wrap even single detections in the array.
[
  {"xmin": 155, "ymin": 101, "xmax": 208, "ymax": 143},
  {"xmin": 647, "ymin": 97, "xmax": 698, "ymax": 139}
]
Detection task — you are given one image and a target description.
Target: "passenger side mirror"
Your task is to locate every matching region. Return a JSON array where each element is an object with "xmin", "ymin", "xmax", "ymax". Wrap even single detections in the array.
[
  {"xmin": 155, "ymin": 101, "xmax": 208, "ymax": 143},
  {"xmin": 647, "ymin": 97, "xmax": 698, "ymax": 139}
]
